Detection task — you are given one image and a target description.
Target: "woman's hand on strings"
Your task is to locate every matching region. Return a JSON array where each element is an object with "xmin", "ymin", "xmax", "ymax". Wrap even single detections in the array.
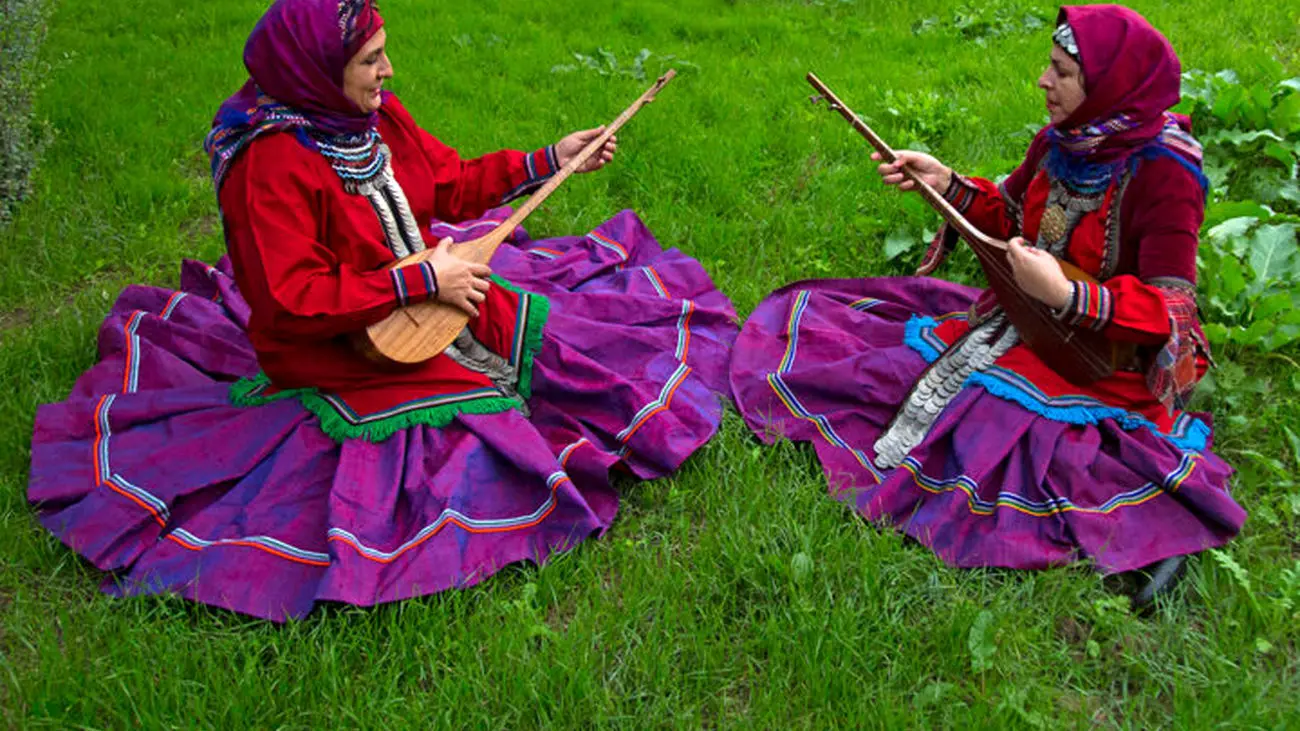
[
  {"xmin": 427, "ymin": 237, "xmax": 492, "ymax": 318},
  {"xmin": 556, "ymin": 126, "xmax": 618, "ymax": 173},
  {"xmin": 871, "ymin": 150, "xmax": 952, "ymax": 193},
  {"xmin": 1006, "ymin": 237, "xmax": 1072, "ymax": 310}
]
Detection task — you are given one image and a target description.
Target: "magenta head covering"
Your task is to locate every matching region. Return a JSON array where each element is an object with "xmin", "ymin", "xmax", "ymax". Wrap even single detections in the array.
[
  {"xmin": 204, "ymin": 0, "xmax": 385, "ymax": 189},
  {"xmin": 242, "ymin": 0, "xmax": 385, "ymax": 134},
  {"xmin": 1054, "ymin": 5, "xmax": 1181, "ymax": 157},
  {"xmin": 1044, "ymin": 5, "xmax": 1203, "ymax": 193}
]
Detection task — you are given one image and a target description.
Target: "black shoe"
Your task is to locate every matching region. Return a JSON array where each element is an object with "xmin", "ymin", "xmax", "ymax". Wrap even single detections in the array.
[{"xmin": 1129, "ymin": 554, "xmax": 1190, "ymax": 613}]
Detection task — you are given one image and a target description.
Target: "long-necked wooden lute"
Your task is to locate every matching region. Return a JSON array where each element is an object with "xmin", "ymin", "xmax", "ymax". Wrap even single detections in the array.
[
  {"xmin": 357, "ymin": 70, "xmax": 677, "ymax": 365},
  {"xmin": 806, "ymin": 72, "xmax": 1134, "ymax": 386}
]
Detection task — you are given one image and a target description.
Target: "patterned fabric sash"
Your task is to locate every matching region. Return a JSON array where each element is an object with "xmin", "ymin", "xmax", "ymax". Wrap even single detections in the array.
[
  {"xmin": 205, "ymin": 91, "xmax": 424, "ymax": 258},
  {"xmin": 1045, "ymin": 112, "xmax": 1204, "ymax": 194},
  {"xmin": 1148, "ymin": 283, "xmax": 1210, "ymax": 414},
  {"xmin": 205, "ymin": 93, "xmax": 315, "ymax": 191}
]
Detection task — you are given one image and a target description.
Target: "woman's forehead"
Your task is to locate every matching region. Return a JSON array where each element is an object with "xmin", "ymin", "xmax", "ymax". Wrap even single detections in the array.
[
  {"xmin": 358, "ymin": 27, "xmax": 386, "ymax": 54},
  {"xmin": 1050, "ymin": 45, "xmax": 1080, "ymax": 71}
]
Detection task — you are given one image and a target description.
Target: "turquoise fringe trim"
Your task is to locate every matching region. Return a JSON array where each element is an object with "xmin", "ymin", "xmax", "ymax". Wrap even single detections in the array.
[
  {"xmin": 902, "ymin": 316, "xmax": 943, "ymax": 364},
  {"xmin": 898, "ymin": 315, "xmax": 1210, "ymax": 453},
  {"xmin": 966, "ymin": 371, "xmax": 1209, "ymax": 452}
]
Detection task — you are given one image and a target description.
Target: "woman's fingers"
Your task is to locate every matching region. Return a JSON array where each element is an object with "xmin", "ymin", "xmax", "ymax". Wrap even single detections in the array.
[
  {"xmin": 876, "ymin": 151, "xmax": 952, "ymax": 194},
  {"xmin": 455, "ymin": 294, "xmax": 479, "ymax": 318},
  {"xmin": 1006, "ymin": 240, "xmax": 1026, "ymax": 270},
  {"xmin": 576, "ymin": 135, "xmax": 617, "ymax": 172},
  {"xmin": 428, "ymin": 250, "xmax": 495, "ymax": 317},
  {"xmin": 1011, "ymin": 240, "xmax": 1048, "ymax": 263},
  {"xmin": 447, "ymin": 297, "xmax": 474, "ymax": 317},
  {"xmin": 879, "ymin": 164, "xmax": 917, "ymax": 187}
]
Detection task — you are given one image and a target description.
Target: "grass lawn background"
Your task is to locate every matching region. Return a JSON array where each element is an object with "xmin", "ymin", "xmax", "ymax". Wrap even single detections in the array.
[{"xmin": 2, "ymin": 0, "xmax": 1298, "ymax": 726}]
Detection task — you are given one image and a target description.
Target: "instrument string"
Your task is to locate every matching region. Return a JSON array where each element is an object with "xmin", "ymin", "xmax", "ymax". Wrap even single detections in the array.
[
  {"xmin": 967, "ymin": 240, "xmax": 1112, "ymax": 373},
  {"xmin": 854, "ymin": 108, "xmax": 1110, "ymax": 373},
  {"xmin": 808, "ymin": 73, "xmax": 1112, "ymax": 379}
]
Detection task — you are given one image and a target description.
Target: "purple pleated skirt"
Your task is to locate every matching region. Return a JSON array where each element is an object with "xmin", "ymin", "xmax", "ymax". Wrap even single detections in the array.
[
  {"xmin": 730, "ymin": 277, "xmax": 1245, "ymax": 573},
  {"xmin": 29, "ymin": 209, "xmax": 737, "ymax": 620}
]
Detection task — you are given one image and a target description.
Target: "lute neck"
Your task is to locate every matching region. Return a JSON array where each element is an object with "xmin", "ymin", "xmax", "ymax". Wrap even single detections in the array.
[
  {"xmin": 453, "ymin": 70, "xmax": 678, "ymax": 263},
  {"xmin": 805, "ymin": 73, "xmax": 1001, "ymax": 252}
]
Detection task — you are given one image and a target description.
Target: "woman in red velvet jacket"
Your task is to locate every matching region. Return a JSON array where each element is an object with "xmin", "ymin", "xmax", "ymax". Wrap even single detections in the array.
[
  {"xmin": 730, "ymin": 4, "xmax": 1244, "ymax": 608},
  {"xmin": 27, "ymin": 0, "xmax": 737, "ymax": 620}
]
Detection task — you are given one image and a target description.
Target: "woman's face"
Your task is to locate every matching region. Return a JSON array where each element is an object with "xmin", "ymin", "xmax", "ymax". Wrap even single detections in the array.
[
  {"xmin": 1038, "ymin": 45, "xmax": 1086, "ymax": 125},
  {"xmin": 343, "ymin": 28, "xmax": 392, "ymax": 114}
]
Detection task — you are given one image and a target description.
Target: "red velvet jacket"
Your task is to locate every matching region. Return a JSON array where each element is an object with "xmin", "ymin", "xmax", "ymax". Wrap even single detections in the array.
[
  {"xmin": 927, "ymin": 130, "xmax": 1210, "ymax": 423},
  {"xmin": 219, "ymin": 95, "xmax": 556, "ymax": 408},
  {"xmin": 949, "ymin": 130, "xmax": 1203, "ymax": 341}
]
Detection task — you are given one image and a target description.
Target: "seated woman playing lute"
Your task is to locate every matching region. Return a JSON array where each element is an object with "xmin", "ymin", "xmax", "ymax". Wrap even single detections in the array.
[
  {"xmin": 28, "ymin": 0, "xmax": 738, "ymax": 621},
  {"xmin": 730, "ymin": 4, "xmax": 1245, "ymax": 607}
]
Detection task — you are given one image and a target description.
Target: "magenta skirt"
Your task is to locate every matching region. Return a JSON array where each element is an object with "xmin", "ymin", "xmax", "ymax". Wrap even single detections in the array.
[
  {"xmin": 30, "ymin": 209, "xmax": 737, "ymax": 620},
  {"xmin": 730, "ymin": 277, "xmax": 1245, "ymax": 573}
]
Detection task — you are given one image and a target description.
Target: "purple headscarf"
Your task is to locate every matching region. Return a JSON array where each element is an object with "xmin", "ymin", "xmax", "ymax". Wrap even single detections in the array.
[
  {"xmin": 1051, "ymin": 6, "xmax": 1180, "ymax": 160},
  {"xmin": 204, "ymin": 0, "xmax": 385, "ymax": 190},
  {"xmin": 1044, "ymin": 5, "xmax": 1204, "ymax": 192}
]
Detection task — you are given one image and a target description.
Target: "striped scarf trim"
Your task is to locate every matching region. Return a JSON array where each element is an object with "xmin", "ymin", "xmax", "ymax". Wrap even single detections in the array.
[{"xmin": 1046, "ymin": 113, "xmax": 1203, "ymax": 193}]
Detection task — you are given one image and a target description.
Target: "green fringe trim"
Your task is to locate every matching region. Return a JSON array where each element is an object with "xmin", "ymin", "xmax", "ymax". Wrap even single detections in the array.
[
  {"xmin": 491, "ymin": 274, "xmax": 551, "ymax": 400},
  {"xmin": 229, "ymin": 372, "xmax": 311, "ymax": 406},
  {"xmin": 227, "ymin": 279, "xmax": 550, "ymax": 444},
  {"xmin": 230, "ymin": 372, "xmax": 525, "ymax": 443},
  {"xmin": 296, "ymin": 391, "xmax": 524, "ymax": 443}
]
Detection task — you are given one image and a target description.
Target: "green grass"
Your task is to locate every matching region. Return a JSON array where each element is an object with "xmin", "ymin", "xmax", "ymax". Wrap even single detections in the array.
[{"xmin": 3, "ymin": 0, "xmax": 1299, "ymax": 727}]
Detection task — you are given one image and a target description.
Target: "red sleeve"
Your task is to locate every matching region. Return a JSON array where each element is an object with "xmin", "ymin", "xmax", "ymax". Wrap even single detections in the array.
[
  {"xmin": 944, "ymin": 129, "xmax": 1050, "ymax": 240},
  {"xmin": 220, "ymin": 134, "xmax": 440, "ymax": 339},
  {"xmin": 914, "ymin": 131, "xmax": 1050, "ymax": 274},
  {"xmin": 1053, "ymin": 155, "xmax": 1206, "ymax": 345},
  {"xmin": 1055, "ymin": 276, "xmax": 1170, "ymax": 344},
  {"xmin": 382, "ymin": 96, "xmax": 557, "ymax": 222}
]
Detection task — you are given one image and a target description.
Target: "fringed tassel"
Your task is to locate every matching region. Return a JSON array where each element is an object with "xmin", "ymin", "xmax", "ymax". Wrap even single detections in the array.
[
  {"xmin": 230, "ymin": 372, "xmax": 528, "ymax": 443},
  {"xmin": 228, "ymin": 282, "xmax": 553, "ymax": 444},
  {"xmin": 298, "ymin": 392, "xmax": 525, "ymax": 443}
]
